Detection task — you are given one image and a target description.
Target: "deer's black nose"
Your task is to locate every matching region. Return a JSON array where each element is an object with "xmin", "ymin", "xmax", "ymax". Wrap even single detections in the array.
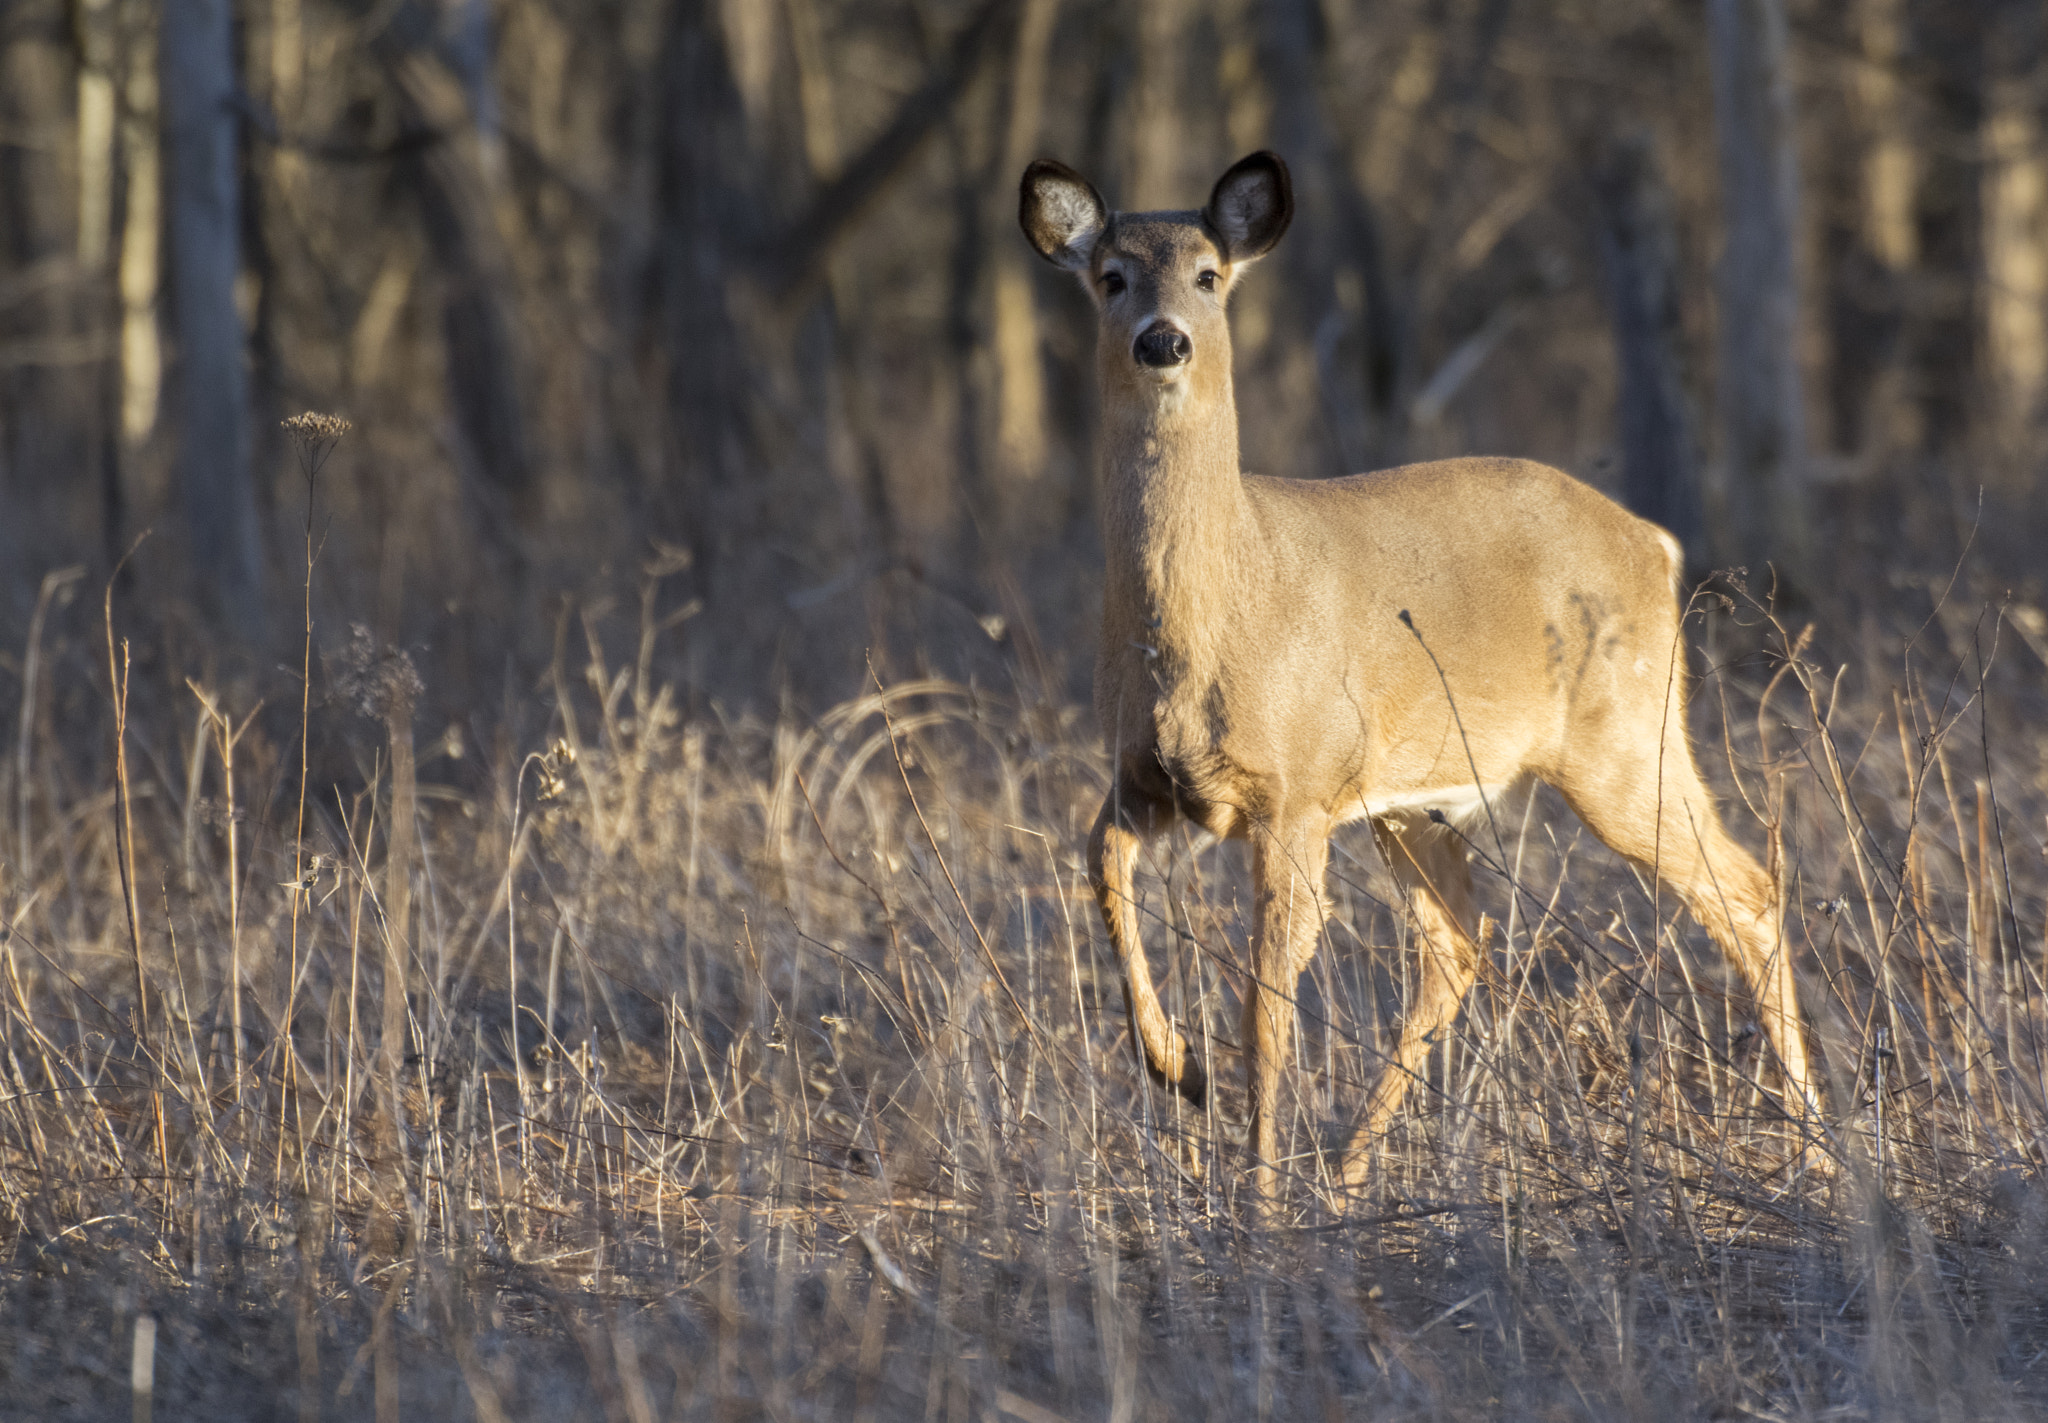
[{"xmin": 1134, "ymin": 325, "xmax": 1192, "ymax": 368}]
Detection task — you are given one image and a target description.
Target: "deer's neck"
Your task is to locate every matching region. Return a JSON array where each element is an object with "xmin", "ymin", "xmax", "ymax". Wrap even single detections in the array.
[{"xmin": 1099, "ymin": 376, "xmax": 1251, "ymax": 675}]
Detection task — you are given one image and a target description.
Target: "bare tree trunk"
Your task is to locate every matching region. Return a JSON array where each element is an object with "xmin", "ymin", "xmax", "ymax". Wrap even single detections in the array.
[
  {"xmin": 760, "ymin": 0, "xmax": 1021, "ymax": 304},
  {"xmin": 943, "ymin": 72, "xmax": 1000, "ymax": 551},
  {"xmin": 784, "ymin": 0, "xmax": 837, "ymax": 183},
  {"xmin": 1593, "ymin": 130, "xmax": 1707, "ymax": 569},
  {"xmin": 1829, "ymin": 0, "xmax": 1919, "ymax": 460},
  {"xmin": 1335, "ymin": 3, "xmax": 1482, "ymax": 470},
  {"xmin": 75, "ymin": 0, "xmax": 122, "ymax": 563},
  {"xmin": 658, "ymin": 0, "xmax": 763, "ymax": 568},
  {"xmin": 162, "ymin": 0, "xmax": 263, "ymax": 630},
  {"xmin": 269, "ymin": 0, "xmax": 304, "ymax": 126},
  {"xmin": 381, "ymin": 45, "xmax": 538, "ymax": 515},
  {"xmin": 785, "ymin": 0, "xmax": 869, "ymax": 563},
  {"xmin": 1, "ymin": 23, "xmax": 78, "ymax": 537},
  {"xmin": 1707, "ymin": 0, "xmax": 1810, "ymax": 576},
  {"xmin": 658, "ymin": 0, "xmax": 1014, "ymax": 602},
  {"xmin": 1258, "ymin": 0, "xmax": 1368, "ymax": 475},
  {"xmin": 1906, "ymin": 5, "xmax": 1984, "ymax": 456},
  {"xmin": 118, "ymin": 0, "xmax": 161, "ymax": 450},
  {"xmin": 75, "ymin": 0, "xmax": 117, "ymax": 271},
  {"xmin": 1980, "ymin": 97, "xmax": 2045, "ymax": 454},
  {"xmin": 1853, "ymin": 0, "xmax": 1917, "ymax": 274},
  {"xmin": 786, "ymin": 0, "xmax": 902, "ymax": 590},
  {"xmin": 1980, "ymin": 10, "xmax": 2048, "ymax": 466},
  {"xmin": 1127, "ymin": 0, "xmax": 1186, "ymax": 210},
  {"xmin": 1359, "ymin": 25, "xmax": 1440, "ymax": 204},
  {"xmin": 990, "ymin": 0, "xmax": 1058, "ymax": 517}
]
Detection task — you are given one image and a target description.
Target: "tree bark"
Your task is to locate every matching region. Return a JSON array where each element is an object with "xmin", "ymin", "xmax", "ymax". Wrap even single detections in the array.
[
  {"xmin": 1, "ymin": 20, "xmax": 85, "ymax": 571},
  {"xmin": 1258, "ymin": 0, "xmax": 1384, "ymax": 474},
  {"xmin": 380, "ymin": 43, "xmax": 537, "ymax": 513},
  {"xmin": 75, "ymin": 0, "xmax": 123, "ymax": 563},
  {"xmin": 1593, "ymin": 131, "xmax": 1707, "ymax": 569},
  {"xmin": 1903, "ymin": 3, "xmax": 1983, "ymax": 456},
  {"xmin": 1707, "ymin": 0, "xmax": 1810, "ymax": 576},
  {"xmin": 990, "ymin": 0, "xmax": 1059, "ymax": 506},
  {"xmin": 1853, "ymin": 0, "xmax": 1917, "ymax": 274},
  {"xmin": 1980, "ymin": 8, "xmax": 2048, "ymax": 461},
  {"xmin": 943, "ymin": 55, "xmax": 1001, "ymax": 535},
  {"xmin": 1827, "ymin": 0, "xmax": 1917, "ymax": 459},
  {"xmin": 657, "ymin": 0, "xmax": 762, "ymax": 561},
  {"xmin": 762, "ymin": 0, "xmax": 1020, "ymax": 305},
  {"xmin": 118, "ymin": 0, "xmax": 162, "ymax": 449},
  {"xmin": 75, "ymin": 0, "xmax": 118, "ymax": 270},
  {"xmin": 1127, "ymin": 0, "xmax": 1186, "ymax": 210},
  {"xmin": 162, "ymin": 0, "xmax": 263, "ymax": 631}
]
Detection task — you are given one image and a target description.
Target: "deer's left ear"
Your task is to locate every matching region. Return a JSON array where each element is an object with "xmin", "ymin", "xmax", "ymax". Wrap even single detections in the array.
[
  {"xmin": 1021, "ymin": 159, "xmax": 1108, "ymax": 271},
  {"xmin": 1204, "ymin": 152, "xmax": 1292, "ymax": 264}
]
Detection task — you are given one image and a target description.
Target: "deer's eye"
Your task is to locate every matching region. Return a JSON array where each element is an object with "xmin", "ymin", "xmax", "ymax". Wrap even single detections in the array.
[
  {"xmin": 1196, "ymin": 270, "xmax": 1218, "ymax": 292},
  {"xmin": 1101, "ymin": 270, "xmax": 1126, "ymax": 296}
]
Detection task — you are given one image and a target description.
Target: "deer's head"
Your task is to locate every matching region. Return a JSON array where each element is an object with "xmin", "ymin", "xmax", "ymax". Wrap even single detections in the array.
[{"xmin": 1020, "ymin": 152, "xmax": 1293, "ymax": 410}]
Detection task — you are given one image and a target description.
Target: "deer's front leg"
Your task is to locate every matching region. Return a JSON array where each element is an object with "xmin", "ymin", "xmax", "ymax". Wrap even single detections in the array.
[
  {"xmin": 1241, "ymin": 819, "xmax": 1331, "ymax": 1212},
  {"xmin": 1087, "ymin": 783, "xmax": 1204, "ymax": 1105}
]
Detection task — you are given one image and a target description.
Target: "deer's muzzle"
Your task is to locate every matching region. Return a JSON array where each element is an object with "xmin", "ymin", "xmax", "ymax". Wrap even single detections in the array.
[{"xmin": 1133, "ymin": 324, "xmax": 1192, "ymax": 369}]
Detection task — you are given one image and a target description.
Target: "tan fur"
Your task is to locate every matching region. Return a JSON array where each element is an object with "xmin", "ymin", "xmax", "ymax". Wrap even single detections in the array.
[{"xmin": 1025, "ymin": 154, "xmax": 1819, "ymax": 1210}]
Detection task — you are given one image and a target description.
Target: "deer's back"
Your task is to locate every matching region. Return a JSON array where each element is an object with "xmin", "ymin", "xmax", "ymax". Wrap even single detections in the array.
[{"xmin": 1173, "ymin": 457, "xmax": 1686, "ymax": 823}]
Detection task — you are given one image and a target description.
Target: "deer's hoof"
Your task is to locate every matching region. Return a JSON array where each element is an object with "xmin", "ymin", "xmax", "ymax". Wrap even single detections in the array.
[{"xmin": 1143, "ymin": 1047, "xmax": 1208, "ymax": 1110}]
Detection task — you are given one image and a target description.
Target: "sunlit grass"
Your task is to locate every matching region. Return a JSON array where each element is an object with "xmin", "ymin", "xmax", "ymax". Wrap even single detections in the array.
[{"xmin": 2, "ymin": 568, "xmax": 2046, "ymax": 1420}]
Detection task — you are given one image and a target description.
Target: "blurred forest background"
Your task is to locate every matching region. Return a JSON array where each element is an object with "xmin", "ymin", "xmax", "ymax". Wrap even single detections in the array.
[
  {"xmin": 9, "ymin": 3, "xmax": 2048, "ymax": 1414},
  {"xmin": 0, "ymin": 0, "xmax": 2044, "ymax": 710}
]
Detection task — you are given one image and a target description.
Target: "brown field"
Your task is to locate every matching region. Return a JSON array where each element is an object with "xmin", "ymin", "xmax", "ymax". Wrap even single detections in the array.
[{"xmin": 3, "ymin": 504, "xmax": 2047, "ymax": 1421}]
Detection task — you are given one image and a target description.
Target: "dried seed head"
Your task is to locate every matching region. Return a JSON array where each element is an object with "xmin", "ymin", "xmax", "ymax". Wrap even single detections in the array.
[
  {"xmin": 196, "ymin": 796, "xmax": 241, "ymax": 833},
  {"xmin": 280, "ymin": 853, "xmax": 334, "ymax": 894},
  {"xmin": 534, "ymin": 738, "xmax": 577, "ymax": 800},
  {"xmin": 333, "ymin": 623, "xmax": 423, "ymax": 721},
  {"xmin": 281, "ymin": 412, "xmax": 352, "ymax": 482},
  {"xmin": 280, "ymin": 411, "xmax": 352, "ymax": 443}
]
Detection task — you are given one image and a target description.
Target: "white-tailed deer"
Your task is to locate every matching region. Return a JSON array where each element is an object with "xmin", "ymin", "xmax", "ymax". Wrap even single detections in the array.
[{"xmin": 1020, "ymin": 151, "xmax": 1820, "ymax": 1207}]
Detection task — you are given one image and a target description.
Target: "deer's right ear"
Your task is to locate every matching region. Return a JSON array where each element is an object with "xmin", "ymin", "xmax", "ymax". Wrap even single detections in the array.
[{"xmin": 1020, "ymin": 160, "xmax": 1107, "ymax": 271}]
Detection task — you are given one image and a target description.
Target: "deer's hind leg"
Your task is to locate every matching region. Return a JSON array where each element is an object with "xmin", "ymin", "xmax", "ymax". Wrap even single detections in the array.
[
  {"xmin": 1088, "ymin": 782, "xmax": 1207, "ymax": 1105},
  {"xmin": 1340, "ymin": 811, "xmax": 1484, "ymax": 1191},
  {"xmin": 1555, "ymin": 736, "xmax": 1820, "ymax": 1128}
]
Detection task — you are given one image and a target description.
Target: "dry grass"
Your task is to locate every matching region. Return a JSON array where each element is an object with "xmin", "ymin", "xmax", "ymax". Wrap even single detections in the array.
[{"xmin": 3, "ymin": 556, "xmax": 2048, "ymax": 1421}]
